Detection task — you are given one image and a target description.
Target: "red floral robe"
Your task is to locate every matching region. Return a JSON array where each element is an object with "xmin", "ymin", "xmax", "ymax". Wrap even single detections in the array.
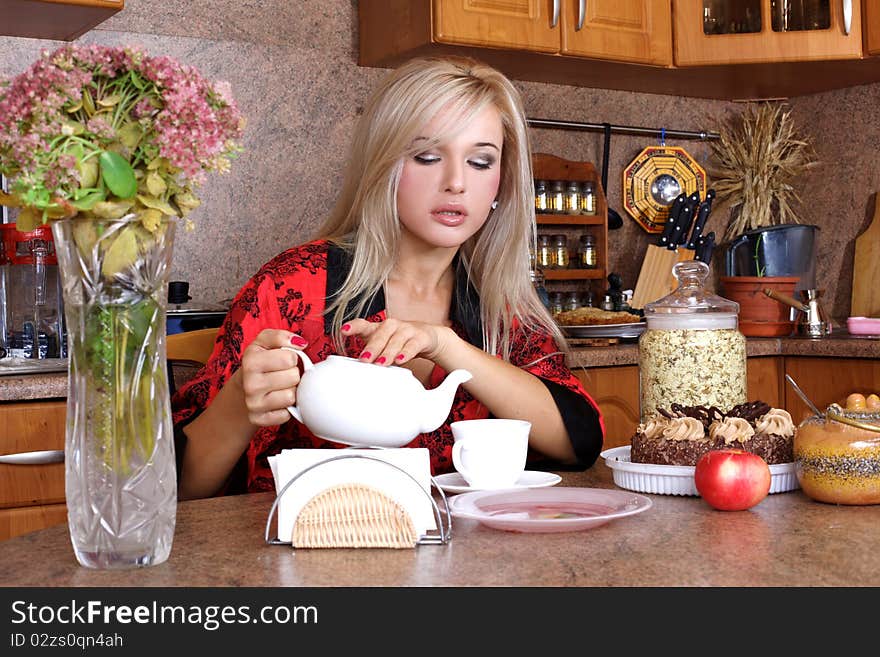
[{"xmin": 171, "ymin": 240, "xmax": 604, "ymax": 494}]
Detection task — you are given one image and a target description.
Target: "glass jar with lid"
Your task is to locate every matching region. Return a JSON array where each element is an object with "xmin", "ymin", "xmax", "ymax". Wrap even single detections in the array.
[
  {"xmin": 548, "ymin": 181, "xmax": 565, "ymax": 214},
  {"xmin": 577, "ymin": 234, "xmax": 597, "ymax": 268},
  {"xmin": 552, "ymin": 234, "xmax": 569, "ymax": 269},
  {"xmin": 579, "ymin": 181, "xmax": 596, "ymax": 215},
  {"xmin": 638, "ymin": 260, "xmax": 747, "ymax": 422},
  {"xmin": 563, "ymin": 181, "xmax": 581, "ymax": 214},
  {"xmin": 536, "ymin": 234, "xmax": 555, "ymax": 269},
  {"xmin": 534, "ymin": 180, "xmax": 549, "ymax": 213}
]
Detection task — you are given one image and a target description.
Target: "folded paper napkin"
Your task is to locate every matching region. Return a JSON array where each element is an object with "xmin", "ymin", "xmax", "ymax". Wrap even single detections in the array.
[{"xmin": 268, "ymin": 448, "xmax": 437, "ymax": 542}]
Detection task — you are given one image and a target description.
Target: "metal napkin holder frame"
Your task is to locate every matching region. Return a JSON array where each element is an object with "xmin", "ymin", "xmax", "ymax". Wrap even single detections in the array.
[{"xmin": 264, "ymin": 448, "xmax": 452, "ymax": 549}]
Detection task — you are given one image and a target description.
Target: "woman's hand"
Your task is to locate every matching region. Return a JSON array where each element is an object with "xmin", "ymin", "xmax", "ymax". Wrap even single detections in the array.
[
  {"xmin": 341, "ymin": 318, "xmax": 452, "ymax": 366},
  {"xmin": 239, "ymin": 329, "xmax": 308, "ymax": 426}
]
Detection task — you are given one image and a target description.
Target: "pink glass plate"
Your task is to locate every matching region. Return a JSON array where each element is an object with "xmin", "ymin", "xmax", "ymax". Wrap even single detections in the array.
[{"xmin": 448, "ymin": 487, "xmax": 652, "ymax": 533}]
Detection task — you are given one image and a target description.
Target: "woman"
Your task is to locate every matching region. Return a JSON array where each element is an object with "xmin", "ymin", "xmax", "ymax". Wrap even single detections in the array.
[{"xmin": 172, "ymin": 56, "xmax": 604, "ymax": 500}]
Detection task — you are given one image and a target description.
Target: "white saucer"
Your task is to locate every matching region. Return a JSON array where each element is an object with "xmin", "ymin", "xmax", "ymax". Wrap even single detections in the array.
[{"xmin": 434, "ymin": 470, "xmax": 562, "ymax": 494}]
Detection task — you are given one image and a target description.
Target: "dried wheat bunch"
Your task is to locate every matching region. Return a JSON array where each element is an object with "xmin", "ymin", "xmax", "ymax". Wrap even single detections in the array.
[{"xmin": 709, "ymin": 103, "xmax": 818, "ymax": 241}]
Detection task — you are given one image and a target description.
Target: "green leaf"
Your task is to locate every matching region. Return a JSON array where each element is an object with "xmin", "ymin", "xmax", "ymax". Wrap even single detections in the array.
[
  {"xmin": 99, "ymin": 150, "xmax": 137, "ymax": 199},
  {"xmin": 70, "ymin": 189, "xmax": 106, "ymax": 211},
  {"xmin": 117, "ymin": 123, "xmax": 143, "ymax": 150},
  {"xmin": 101, "ymin": 226, "xmax": 139, "ymax": 278}
]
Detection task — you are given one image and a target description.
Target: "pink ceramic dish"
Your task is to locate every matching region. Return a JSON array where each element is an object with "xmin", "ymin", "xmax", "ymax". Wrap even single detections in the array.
[
  {"xmin": 447, "ymin": 487, "xmax": 652, "ymax": 533},
  {"xmin": 847, "ymin": 316, "xmax": 880, "ymax": 336}
]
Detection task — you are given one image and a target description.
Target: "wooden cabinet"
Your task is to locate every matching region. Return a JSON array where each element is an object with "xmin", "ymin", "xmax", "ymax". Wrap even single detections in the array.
[
  {"xmin": 783, "ymin": 356, "xmax": 880, "ymax": 424},
  {"xmin": 747, "ymin": 356, "xmax": 784, "ymax": 409},
  {"xmin": 0, "ymin": 0, "xmax": 124, "ymax": 41},
  {"xmin": 359, "ymin": 0, "xmax": 880, "ymax": 99},
  {"xmin": 674, "ymin": 0, "xmax": 864, "ymax": 66},
  {"xmin": 0, "ymin": 400, "xmax": 67, "ymax": 541},
  {"xmin": 575, "ymin": 365, "xmax": 639, "ymax": 449},
  {"xmin": 561, "ymin": 0, "xmax": 672, "ymax": 65},
  {"xmin": 361, "ymin": 0, "xmax": 672, "ymax": 68},
  {"xmin": 868, "ymin": 2, "xmax": 880, "ymax": 55},
  {"xmin": 434, "ymin": 0, "xmax": 559, "ymax": 54},
  {"xmin": 532, "ymin": 153, "xmax": 608, "ymax": 304}
]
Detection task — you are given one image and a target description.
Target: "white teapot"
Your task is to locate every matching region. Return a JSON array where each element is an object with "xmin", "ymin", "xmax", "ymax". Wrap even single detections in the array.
[{"xmin": 285, "ymin": 350, "xmax": 473, "ymax": 448}]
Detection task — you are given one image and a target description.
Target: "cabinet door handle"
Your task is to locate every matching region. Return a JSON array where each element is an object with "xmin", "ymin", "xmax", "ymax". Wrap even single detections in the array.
[
  {"xmin": 0, "ymin": 449, "xmax": 64, "ymax": 465},
  {"xmin": 551, "ymin": 0, "xmax": 559, "ymax": 28},
  {"xmin": 577, "ymin": 0, "xmax": 586, "ymax": 31},
  {"xmin": 842, "ymin": 0, "xmax": 852, "ymax": 35}
]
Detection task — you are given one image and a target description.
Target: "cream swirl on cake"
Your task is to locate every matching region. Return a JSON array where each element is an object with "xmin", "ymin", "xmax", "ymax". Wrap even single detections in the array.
[
  {"xmin": 755, "ymin": 408, "xmax": 794, "ymax": 437},
  {"xmin": 637, "ymin": 416, "xmax": 669, "ymax": 440},
  {"xmin": 709, "ymin": 416, "xmax": 755, "ymax": 445},
  {"xmin": 661, "ymin": 416, "xmax": 706, "ymax": 442}
]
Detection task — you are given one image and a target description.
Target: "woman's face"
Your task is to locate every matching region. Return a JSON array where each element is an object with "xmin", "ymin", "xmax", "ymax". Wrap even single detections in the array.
[{"xmin": 396, "ymin": 104, "xmax": 503, "ymax": 250}]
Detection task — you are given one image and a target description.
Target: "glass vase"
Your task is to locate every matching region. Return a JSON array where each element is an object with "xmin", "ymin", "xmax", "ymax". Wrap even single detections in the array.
[{"xmin": 51, "ymin": 215, "xmax": 177, "ymax": 569}]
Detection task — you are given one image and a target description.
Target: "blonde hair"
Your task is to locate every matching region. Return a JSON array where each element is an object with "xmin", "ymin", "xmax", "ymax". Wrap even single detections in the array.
[{"xmin": 315, "ymin": 56, "xmax": 566, "ymax": 360}]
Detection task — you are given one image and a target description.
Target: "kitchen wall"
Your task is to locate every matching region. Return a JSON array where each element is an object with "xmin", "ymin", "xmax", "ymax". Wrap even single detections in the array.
[{"xmin": 1, "ymin": 0, "xmax": 876, "ymax": 322}]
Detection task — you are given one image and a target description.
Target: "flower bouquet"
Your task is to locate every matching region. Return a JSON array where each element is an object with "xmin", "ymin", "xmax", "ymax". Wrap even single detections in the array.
[{"xmin": 0, "ymin": 45, "xmax": 243, "ymax": 568}]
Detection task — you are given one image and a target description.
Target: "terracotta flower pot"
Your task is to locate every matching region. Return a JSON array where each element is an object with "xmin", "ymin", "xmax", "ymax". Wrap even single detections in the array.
[{"xmin": 720, "ymin": 276, "xmax": 801, "ymax": 336}]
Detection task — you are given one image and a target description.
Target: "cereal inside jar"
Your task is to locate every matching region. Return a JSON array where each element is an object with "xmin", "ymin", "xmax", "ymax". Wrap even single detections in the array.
[{"xmin": 638, "ymin": 260, "xmax": 746, "ymax": 421}]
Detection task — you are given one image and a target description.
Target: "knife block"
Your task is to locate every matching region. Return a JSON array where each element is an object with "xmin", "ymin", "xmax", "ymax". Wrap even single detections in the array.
[{"xmin": 630, "ymin": 248, "xmax": 695, "ymax": 309}]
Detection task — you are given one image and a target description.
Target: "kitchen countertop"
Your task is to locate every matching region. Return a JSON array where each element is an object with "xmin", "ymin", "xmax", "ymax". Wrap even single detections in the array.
[
  {"xmin": 1, "ymin": 463, "xmax": 878, "ymax": 587},
  {"xmin": 3, "ymin": 334, "xmax": 877, "ymax": 402}
]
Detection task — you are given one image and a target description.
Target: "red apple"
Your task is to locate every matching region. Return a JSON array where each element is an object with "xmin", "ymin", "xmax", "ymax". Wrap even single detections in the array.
[{"xmin": 694, "ymin": 449, "xmax": 771, "ymax": 511}]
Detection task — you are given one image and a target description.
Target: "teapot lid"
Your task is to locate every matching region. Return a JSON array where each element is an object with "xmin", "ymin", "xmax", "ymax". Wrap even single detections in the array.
[{"xmin": 644, "ymin": 260, "xmax": 739, "ymax": 330}]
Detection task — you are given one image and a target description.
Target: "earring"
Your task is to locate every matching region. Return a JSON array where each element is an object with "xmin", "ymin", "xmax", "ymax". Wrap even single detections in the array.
[{"xmin": 491, "ymin": 200, "xmax": 498, "ymax": 210}]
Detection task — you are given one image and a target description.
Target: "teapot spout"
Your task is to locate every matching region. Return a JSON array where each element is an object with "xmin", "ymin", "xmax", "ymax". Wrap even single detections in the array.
[{"xmin": 419, "ymin": 369, "xmax": 473, "ymax": 433}]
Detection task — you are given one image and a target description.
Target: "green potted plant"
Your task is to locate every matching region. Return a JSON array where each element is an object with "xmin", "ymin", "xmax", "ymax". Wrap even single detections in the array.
[{"xmin": 708, "ymin": 102, "xmax": 819, "ymax": 336}]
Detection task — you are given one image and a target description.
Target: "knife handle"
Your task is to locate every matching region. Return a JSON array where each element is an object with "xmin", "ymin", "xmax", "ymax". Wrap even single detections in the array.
[
  {"xmin": 686, "ymin": 199, "xmax": 712, "ymax": 249},
  {"xmin": 658, "ymin": 194, "xmax": 686, "ymax": 247},
  {"xmin": 668, "ymin": 204, "xmax": 692, "ymax": 249}
]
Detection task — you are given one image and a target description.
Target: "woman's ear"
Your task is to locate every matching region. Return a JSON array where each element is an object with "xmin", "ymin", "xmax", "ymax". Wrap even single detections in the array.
[{"xmin": 491, "ymin": 200, "xmax": 498, "ymax": 210}]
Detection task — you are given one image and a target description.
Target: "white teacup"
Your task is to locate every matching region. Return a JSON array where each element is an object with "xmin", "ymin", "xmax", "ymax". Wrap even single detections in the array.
[{"xmin": 450, "ymin": 419, "xmax": 531, "ymax": 489}]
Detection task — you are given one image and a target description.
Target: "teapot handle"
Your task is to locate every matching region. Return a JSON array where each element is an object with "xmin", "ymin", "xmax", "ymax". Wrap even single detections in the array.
[{"xmin": 280, "ymin": 347, "xmax": 314, "ymax": 424}]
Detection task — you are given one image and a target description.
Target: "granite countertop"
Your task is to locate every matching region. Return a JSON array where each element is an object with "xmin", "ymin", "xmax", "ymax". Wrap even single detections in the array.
[
  {"xmin": 1, "ymin": 463, "xmax": 878, "ymax": 586},
  {"xmin": 2, "ymin": 334, "xmax": 878, "ymax": 402}
]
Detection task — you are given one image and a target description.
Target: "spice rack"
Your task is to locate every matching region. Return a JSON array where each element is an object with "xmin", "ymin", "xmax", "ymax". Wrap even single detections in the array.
[{"xmin": 532, "ymin": 153, "xmax": 609, "ymax": 310}]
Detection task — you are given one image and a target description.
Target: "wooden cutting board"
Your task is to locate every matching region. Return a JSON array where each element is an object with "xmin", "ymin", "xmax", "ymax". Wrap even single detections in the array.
[
  {"xmin": 631, "ymin": 247, "xmax": 695, "ymax": 309},
  {"xmin": 851, "ymin": 194, "xmax": 880, "ymax": 318}
]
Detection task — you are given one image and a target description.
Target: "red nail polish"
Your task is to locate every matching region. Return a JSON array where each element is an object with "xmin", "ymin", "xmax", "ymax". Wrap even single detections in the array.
[
  {"xmin": 290, "ymin": 336, "xmax": 307, "ymax": 347},
  {"xmin": 395, "ymin": 354, "xmax": 405, "ymax": 361},
  {"xmin": 342, "ymin": 323, "xmax": 351, "ymax": 332},
  {"xmin": 376, "ymin": 356, "xmax": 386, "ymax": 364},
  {"xmin": 360, "ymin": 351, "xmax": 371, "ymax": 360}
]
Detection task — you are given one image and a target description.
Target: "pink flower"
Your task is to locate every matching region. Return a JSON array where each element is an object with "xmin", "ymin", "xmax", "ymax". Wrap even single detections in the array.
[{"xmin": 0, "ymin": 45, "xmax": 244, "ymax": 218}]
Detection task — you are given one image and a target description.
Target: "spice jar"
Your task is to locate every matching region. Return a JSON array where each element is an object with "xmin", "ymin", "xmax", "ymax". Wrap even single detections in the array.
[
  {"xmin": 563, "ymin": 291, "xmax": 581, "ymax": 312},
  {"xmin": 638, "ymin": 260, "xmax": 747, "ymax": 422},
  {"xmin": 548, "ymin": 291, "xmax": 564, "ymax": 316},
  {"xmin": 552, "ymin": 234, "xmax": 569, "ymax": 269},
  {"xmin": 536, "ymin": 235, "xmax": 555, "ymax": 269},
  {"xmin": 577, "ymin": 234, "xmax": 597, "ymax": 268},
  {"xmin": 579, "ymin": 181, "xmax": 596, "ymax": 215},
  {"xmin": 564, "ymin": 181, "xmax": 580, "ymax": 214},
  {"xmin": 548, "ymin": 181, "xmax": 565, "ymax": 214},
  {"xmin": 534, "ymin": 180, "xmax": 549, "ymax": 214}
]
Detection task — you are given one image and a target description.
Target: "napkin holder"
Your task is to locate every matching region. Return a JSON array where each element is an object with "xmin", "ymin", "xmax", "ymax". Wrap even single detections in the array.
[{"xmin": 264, "ymin": 452, "xmax": 452, "ymax": 549}]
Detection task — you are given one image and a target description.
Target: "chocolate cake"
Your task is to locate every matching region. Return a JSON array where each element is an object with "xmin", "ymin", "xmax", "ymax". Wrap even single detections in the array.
[{"xmin": 631, "ymin": 401, "xmax": 795, "ymax": 466}]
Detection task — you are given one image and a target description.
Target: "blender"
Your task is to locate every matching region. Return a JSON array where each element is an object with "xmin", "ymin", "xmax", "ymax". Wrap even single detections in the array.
[{"xmin": 0, "ymin": 223, "xmax": 65, "ymax": 361}]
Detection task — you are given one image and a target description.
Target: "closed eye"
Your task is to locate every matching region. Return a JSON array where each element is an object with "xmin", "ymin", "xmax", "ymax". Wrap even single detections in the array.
[{"xmin": 412, "ymin": 154, "xmax": 496, "ymax": 170}]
